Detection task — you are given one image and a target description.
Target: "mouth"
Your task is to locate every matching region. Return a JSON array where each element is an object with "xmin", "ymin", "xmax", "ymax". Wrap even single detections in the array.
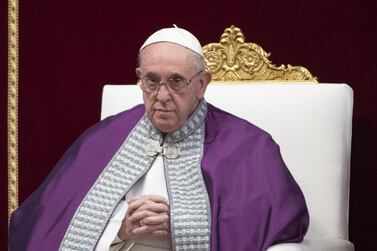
[
  {"xmin": 155, "ymin": 108, "xmax": 173, "ymax": 113},
  {"xmin": 153, "ymin": 108, "xmax": 175, "ymax": 120}
]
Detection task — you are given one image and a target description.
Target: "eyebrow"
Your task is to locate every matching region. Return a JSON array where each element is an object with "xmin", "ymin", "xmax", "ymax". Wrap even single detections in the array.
[
  {"xmin": 169, "ymin": 73, "xmax": 185, "ymax": 79},
  {"xmin": 144, "ymin": 72, "xmax": 159, "ymax": 79}
]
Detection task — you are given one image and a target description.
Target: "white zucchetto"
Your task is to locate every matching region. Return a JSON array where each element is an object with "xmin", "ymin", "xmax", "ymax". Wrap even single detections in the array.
[{"xmin": 140, "ymin": 25, "xmax": 203, "ymax": 57}]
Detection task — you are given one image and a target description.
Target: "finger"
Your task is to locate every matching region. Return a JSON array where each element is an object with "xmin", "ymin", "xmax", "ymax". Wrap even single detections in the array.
[
  {"xmin": 142, "ymin": 213, "xmax": 169, "ymax": 226},
  {"xmin": 117, "ymin": 216, "xmax": 138, "ymax": 240},
  {"xmin": 128, "ymin": 210, "xmax": 158, "ymax": 224},
  {"xmin": 132, "ymin": 223, "xmax": 169, "ymax": 235},
  {"xmin": 127, "ymin": 196, "xmax": 168, "ymax": 215},
  {"xmin": 126, "ymin": 200, "xmax": 146, "ymax": 216},
  {"xmin": 150, "ymin": 230, "xmax": 170, "ymax": 236},
  {"xmin": 132, "ymin": 202, "xmax": 169, "ymax": 214},
  {"xmin": 127, "ymin": 194, "xmax": 168, "ymax": 204}
]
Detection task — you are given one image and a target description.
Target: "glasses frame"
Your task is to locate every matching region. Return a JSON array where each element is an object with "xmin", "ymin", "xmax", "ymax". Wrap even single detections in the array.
[{"xmin": 139, "ymin": 70, "xmax": 203, "ymax": 94}]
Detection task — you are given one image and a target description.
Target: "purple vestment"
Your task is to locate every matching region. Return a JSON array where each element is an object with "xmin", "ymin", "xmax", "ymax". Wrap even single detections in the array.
[{"xmin": 9, "ymin": 103, "xmax": 309, "ymax": 251}]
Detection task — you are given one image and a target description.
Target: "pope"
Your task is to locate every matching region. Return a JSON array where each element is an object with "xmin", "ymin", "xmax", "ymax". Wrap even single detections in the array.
[{"xmin": 9, "ymin": 26, "xmax": 309, "ymax": 251}]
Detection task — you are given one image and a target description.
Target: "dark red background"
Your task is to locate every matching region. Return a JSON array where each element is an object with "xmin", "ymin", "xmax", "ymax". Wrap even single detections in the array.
[{"xmin": 1, "ymin": 0, "xmax": 376, "ymax": 249}]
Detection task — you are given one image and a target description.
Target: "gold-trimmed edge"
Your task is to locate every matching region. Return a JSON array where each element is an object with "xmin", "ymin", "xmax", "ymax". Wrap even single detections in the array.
[{"xmin": 8, "ymin": 0, "xmax": 19, "ymax": 222}]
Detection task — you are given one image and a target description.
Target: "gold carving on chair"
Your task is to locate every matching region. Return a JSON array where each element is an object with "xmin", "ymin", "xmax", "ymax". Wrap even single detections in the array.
[{"xmin": 203, "ymin": 25, "xmax": 317, "ymax": 82}]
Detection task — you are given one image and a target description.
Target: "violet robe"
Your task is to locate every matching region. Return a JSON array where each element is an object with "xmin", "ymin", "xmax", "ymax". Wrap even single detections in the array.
[{"xmin": 9, "ymin": 103, "xmax": 309, "ymax": 251}]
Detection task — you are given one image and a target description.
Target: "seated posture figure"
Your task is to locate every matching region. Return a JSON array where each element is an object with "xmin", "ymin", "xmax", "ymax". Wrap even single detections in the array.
[{"xmin": 9, "ymin": 26, "xmax": 309, "ymax": 251}]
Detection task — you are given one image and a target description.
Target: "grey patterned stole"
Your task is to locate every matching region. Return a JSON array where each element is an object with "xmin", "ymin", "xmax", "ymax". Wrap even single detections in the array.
[{"xmin": 59, "ymin": 100, "xmax": 211, "ymax": 251}]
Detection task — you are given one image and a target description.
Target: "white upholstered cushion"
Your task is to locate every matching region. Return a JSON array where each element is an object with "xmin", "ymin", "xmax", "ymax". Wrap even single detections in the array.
[
  {"xmin": 267, "ymin": 237, "xmax": 354, "ymax": 251},
  {"xmin": 101, "ymin": 83, "xmax": 354, "ymax": 249}
]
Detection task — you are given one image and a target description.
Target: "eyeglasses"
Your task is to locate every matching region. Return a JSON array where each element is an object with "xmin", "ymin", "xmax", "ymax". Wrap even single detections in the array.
[{"xmin": 139, "ymin": 70, "xmax": 203, "ymax": 94}]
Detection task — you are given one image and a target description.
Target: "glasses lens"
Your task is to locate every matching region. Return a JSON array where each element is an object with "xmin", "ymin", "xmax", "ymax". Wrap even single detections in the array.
[
  {"xmin": 140, "ymin": 78, "xmax": 157, "ymax": 93},
  {"xmin": 139, "ymin": 75, "xmax": 192, "ymax": 94},
  {"xmin": 167, "ymin": 78, "xmax": 186, "ymax": 93},
  {"xmin": 146, "ymin": 80, "xmax": 159, "ymax": 91}
]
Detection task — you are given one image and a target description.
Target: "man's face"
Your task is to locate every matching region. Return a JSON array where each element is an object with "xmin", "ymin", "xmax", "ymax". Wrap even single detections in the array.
[{"xmin": 137, "ymin": 42, "xmax": 210, "ymax": 133}]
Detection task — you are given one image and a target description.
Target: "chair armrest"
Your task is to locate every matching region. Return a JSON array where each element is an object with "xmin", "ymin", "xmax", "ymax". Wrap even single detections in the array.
[{"xmin": 267, "ymin": 237, "xmax": 354, "ymax": 251}]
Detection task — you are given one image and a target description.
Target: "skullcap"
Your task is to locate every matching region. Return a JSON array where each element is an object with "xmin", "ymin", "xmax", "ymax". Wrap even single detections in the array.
[{"xmin": 140, "ymin": 25, "xmax": 203, "ymax": 57}]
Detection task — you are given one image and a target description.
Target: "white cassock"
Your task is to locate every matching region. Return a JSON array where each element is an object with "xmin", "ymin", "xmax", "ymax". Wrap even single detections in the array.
[{"xmin": 95, "ymin": 155, "xmax": 172, "ymax": 251}]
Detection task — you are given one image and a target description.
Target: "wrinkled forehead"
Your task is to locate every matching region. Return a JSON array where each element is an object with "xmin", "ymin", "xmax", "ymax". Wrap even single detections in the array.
[{"xmin": 139, "ymin": 42, "xmax": 198, "ymax": 68}]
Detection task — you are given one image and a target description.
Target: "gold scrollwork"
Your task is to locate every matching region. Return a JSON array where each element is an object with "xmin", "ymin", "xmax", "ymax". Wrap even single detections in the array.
[
  {"xmin": 203, "ymin": 25, "xmax": 317, "ymax": 82},
  {"xmin": 8, "ymin": 0, "xmax": 19, "ymax": 222}
]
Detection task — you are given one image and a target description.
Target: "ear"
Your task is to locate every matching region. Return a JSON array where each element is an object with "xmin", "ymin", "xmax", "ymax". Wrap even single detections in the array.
[
  {"xmin": 196, "ymin": 71, "xmax": 211, "ymax": 99},
  {"xmin": 135, "ymin": 67, "xmax": 142, "ymax": 78}
]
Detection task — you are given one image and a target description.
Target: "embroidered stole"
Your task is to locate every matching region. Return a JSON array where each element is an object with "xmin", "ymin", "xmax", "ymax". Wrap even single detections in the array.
[{"xmin": 59, "ymin": 100, "xmax": 211, "ymax": 251}]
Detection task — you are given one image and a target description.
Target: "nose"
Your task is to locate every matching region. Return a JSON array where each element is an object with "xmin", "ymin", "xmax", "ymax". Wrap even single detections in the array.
[{"xmin": 156, "ymin": 84, "xmax": 171, "ymax": 103}]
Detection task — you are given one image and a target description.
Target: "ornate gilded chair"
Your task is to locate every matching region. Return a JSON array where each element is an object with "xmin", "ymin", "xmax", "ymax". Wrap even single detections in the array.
[{"xmin": 101, "ymin": 26, "xmax": 354, "ymax": 250}]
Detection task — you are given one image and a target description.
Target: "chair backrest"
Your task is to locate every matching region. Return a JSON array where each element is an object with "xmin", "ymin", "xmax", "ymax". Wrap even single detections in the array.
[{"xmin": 101, "ymin": 83, "xmax": 353, "ymax": 240}]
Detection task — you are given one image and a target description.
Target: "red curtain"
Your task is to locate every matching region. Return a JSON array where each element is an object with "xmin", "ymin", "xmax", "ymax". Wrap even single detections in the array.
[{"xmin": 1, "ymin": 0, "xmax": 376, "ymax": 249}]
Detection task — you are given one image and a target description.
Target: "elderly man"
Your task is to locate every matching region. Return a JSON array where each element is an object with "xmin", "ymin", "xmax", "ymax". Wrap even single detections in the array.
[{"xmin": 9, "ymin": 27, "xmax": 309, "ymax": 251}]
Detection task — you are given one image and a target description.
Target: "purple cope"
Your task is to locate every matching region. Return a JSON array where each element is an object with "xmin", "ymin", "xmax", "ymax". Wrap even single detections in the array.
[{"xmin": 9, "ymin": 103, "xmax": 309, "ymax": 251}]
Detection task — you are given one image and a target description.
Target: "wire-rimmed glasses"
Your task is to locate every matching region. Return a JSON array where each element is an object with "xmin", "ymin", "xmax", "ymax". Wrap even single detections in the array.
[{"xmin": 139, "ymin": 70, "xmax": 203, "ymax": 94}]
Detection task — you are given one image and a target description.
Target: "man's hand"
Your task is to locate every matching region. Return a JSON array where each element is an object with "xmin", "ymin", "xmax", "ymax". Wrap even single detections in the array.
[{"xmin": 117, "ymin": 195, "xmax": 170, "ymax": 241}]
